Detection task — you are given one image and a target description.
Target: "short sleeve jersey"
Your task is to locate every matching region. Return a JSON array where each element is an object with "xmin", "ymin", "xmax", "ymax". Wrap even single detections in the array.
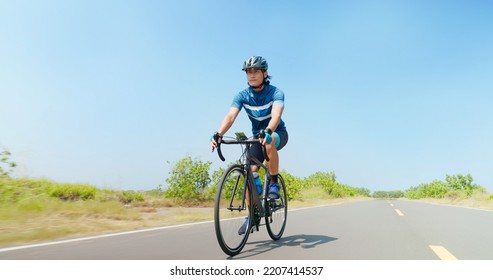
[{"xmin": 231, "ymin": 85, "xmax": 287, "ymax": 135}]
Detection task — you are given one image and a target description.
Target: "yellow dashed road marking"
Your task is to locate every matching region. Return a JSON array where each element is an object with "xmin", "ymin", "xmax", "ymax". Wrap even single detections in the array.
[
  {"xmin": 394, "ymin": 209, "xmax": 404, "ymax": 216},
  {"xmin": 429, "ymin": 245, "xmax": 458, "ymax": 260}
]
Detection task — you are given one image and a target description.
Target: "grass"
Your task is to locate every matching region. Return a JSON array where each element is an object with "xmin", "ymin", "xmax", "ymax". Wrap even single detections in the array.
[
  {"xmin": 1, "ymin": 177, "xmax": 491, "ymax": 248},
  {"xmin": 0, "ymin": 177, "xmax": 361, "ymax": 247},
  {"xmin": 417, "ymin": 190, "xmax": 493, "ymax": 211},
  {"xmin": 0, "ymin": 177, "xmax": 173, "ymax": 246},
  {"xmin": 289, "ymin": 184, "xmax": 371, "ymax": 208}
]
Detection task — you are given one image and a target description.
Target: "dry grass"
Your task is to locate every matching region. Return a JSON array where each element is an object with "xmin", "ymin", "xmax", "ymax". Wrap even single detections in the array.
[
  {"xmin": 416, "ymin": 191, "xmax": 493, "ymax": 211},
  {"xmin": 290, "ymin": 186, "xmax": 372, "ymax": 208},
  {"xmin": 2, "ymin": 194, "xmax": 491, "ymax": 248},
  {"xmin": 1, "ymin": 180, "xmax": 491, "ymax": 248},
  {"xmin": 0, "ymin": 193, "xmax": 366, "ymax": 247},
  {"xmin": 0, "ymin": 206, "xmax": 216, "ymax": 247},
  {"xmin": 289, "ymin": 196, "xmax": 372, "ymax": 209}
]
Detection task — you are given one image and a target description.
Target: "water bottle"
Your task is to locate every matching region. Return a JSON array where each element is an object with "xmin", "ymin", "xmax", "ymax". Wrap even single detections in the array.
[{"xmin": 253, "ymin": 172, "xmax": 263, "ymax": 195}]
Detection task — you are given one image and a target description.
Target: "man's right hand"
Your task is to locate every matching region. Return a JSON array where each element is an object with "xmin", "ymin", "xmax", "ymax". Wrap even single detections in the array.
[{"xmin": 210, "ymin": 132, "xmax": 222, "ymax": 151}]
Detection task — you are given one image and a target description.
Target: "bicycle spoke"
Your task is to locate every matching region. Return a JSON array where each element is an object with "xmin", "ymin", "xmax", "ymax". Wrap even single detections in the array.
[
  {"xmin": 265, "ymin": 175, "xmax": 287, "ymax": 240},
  {"xmin": 214, "ymin": 165, "xmax": 251, "ymax": 256}
]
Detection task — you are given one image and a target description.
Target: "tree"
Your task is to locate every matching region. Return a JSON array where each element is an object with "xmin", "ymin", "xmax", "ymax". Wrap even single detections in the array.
[
  {"xmin": 446, "ymin": 173, "xmax": 480, "ymax": 195},
  {"xmin": 164, "ymin": 156, "xmax": 212, "ymax": 200},
  {"xmin": 446, "ymin": 174, "xmax": 472, "ymax": 191},
  {"xmin": 0, "ymin": 148, "xmax": 17, "ymax": 178}
]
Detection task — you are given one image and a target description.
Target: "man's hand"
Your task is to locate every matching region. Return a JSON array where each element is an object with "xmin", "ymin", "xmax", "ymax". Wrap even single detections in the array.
[
  {"xmin": 259, "ymin": 129, "xmax": 272, "ymax": 145},
  {"xmin": 210, "ymin": 132, "xmax": 222, "ymax": 151}
]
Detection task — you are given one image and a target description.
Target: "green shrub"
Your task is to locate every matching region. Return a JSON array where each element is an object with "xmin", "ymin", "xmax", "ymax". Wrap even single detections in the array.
[
  {"xmin": 48, "ymin": 184, "xmax": 96, "ymax": 201},
  {"xmin": 1, "ymin": 178, "xmax": 51, "ymax": 204},
  {"xmin": 165, "ymin": 156, "xmax": 212, "ymax": 200},
  {"xmin": 202, "ymin": 166, "xmax": 227, "ymax": 201},
  {"xmin": 405, "ymin": 174, "xmax": 485, "ymax": 200},
  {"xmin": 119, "ymin": 191, "xmax": 145, "ymax": 204},
  {"xmin": 305, "ymin": 171, "xmax": 336, "ymax": 191},
  {"xmin": 280, "ymin": 170, "xmax": 303, "ymax": 201},
  {"xmin": 301, "ymin": 171, "xmax": 367, "ymax": 198},
  {"xmin": 0, "ymin": 148, "xmax": 17, "ymax": 178}
]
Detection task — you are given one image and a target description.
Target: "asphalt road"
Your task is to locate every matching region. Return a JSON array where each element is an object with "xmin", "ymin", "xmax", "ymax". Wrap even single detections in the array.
[{"xmin": 2, "ymin": 199, "xmax": 493, "ymax": 260}]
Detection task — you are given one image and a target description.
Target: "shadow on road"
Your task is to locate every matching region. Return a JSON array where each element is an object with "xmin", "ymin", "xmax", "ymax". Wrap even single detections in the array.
[{"xmin": 230, "ymin": 234, "xmax": 337, "ymax": 259}]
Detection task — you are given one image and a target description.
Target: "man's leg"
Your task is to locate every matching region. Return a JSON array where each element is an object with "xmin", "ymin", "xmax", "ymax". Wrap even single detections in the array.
[{"xmin": 266, "ymin": 133, "xmax": 281, "ymax": 199}]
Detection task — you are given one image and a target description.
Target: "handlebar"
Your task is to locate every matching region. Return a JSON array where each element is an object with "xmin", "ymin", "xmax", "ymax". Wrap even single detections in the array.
[{"xmin": 213, "ymin": 136, "xmax": 270, "ymax": 162}]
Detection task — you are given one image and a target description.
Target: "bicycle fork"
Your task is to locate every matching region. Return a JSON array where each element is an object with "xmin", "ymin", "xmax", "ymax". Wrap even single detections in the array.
[{"xmin": 248, "ymin": 174, "xmax": 266, "ymax": 232}]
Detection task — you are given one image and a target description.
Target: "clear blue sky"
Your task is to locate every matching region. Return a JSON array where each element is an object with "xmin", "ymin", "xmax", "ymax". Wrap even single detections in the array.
[{"xmin": 1, "ymin": 0, "xmax": 492, "ymax": 192}]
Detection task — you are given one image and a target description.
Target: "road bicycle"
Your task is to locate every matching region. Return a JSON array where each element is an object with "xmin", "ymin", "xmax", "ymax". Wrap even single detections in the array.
[{"xmin": 212, "ymin": 131, "xmax": 288, "ymax": 256}]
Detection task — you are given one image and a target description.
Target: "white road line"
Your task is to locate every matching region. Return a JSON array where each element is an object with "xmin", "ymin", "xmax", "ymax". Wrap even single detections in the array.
[
  {"xmin": 0, "ymin": 220, "xmax": 214, "ymax": 253},
  {"xmin": 0, "ymin": 205, "xmax": 325, "ymax": 253},
  {"xmin": 0, "ymin": 203, "xmax": 356, "ymax": 253}
]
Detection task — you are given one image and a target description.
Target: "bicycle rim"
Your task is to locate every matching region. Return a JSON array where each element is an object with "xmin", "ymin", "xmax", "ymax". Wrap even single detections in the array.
[
  {"xmin": 265, "ymin": 174, "xmax": 287, "ymax": 240},
  {"xmin": 214, "ymin": 165, "xmax": 251, "ymax": 256}
]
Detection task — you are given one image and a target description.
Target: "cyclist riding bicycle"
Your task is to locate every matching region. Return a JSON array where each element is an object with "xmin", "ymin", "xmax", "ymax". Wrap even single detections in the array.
[{"xmin": 210, "ymin": 55, "xmax": 289, "ymax": 234}]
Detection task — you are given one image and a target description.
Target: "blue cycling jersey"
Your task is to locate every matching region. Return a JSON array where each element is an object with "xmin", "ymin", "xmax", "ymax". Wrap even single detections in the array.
[{"xmin": 231, "ymin": 85, "xmax": 287, "ymax": 135}]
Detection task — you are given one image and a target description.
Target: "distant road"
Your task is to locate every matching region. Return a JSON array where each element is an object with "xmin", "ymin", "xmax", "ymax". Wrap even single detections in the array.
[{"xmin": 2, "ymin": 200, "xmax": 493, "ymax": 259}]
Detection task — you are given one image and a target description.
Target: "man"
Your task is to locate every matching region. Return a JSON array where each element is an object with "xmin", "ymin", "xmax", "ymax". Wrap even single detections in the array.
[{"xmin": 210, "ymin": 56, "xmax": 288, "ymax": 234}]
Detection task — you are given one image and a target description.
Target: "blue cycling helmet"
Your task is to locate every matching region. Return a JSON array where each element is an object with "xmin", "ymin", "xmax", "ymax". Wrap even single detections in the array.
[{"xmin": 242, "ymin": 56, "xmax": 268, "ymax": 71}]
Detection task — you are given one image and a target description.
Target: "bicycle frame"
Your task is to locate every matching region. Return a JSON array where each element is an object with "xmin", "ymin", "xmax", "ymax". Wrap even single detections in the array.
[{"xmin": 215, "ymin": 136, "xmax": 271, "ymax": 220}]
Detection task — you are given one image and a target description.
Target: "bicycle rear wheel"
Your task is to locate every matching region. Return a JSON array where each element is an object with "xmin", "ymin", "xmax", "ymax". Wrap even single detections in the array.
[
  {"xmin": 214, "ymin": 164, "xmax": 252, "ymax": 256},
  {"xmin": 265, "ymin": 174, "xmax": 287, "ymax": 240}
]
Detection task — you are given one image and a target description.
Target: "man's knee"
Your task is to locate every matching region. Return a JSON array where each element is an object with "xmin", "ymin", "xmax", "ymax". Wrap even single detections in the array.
[
  {"xmin": 267, "ymin": 134, "xmax": 279, "ymax": 151},
  {"xmin": 266, "ymin": 141, "xmax": 277, "ymax": 153}
]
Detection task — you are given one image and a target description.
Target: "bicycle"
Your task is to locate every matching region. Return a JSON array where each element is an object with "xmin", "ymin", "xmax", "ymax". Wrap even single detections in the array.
[{"xmin": 212, "ymin": 131, "xmax": 288, "ymax": 256}]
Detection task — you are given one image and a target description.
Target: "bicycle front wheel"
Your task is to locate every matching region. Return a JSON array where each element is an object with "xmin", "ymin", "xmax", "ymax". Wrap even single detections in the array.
[
  {"xmin": 214, "ymin": 164, "xmax": 252, "ymax": 256},
  {"xmin": 265, "ymin": 174, "xmax": 287, "ymax": 240}
]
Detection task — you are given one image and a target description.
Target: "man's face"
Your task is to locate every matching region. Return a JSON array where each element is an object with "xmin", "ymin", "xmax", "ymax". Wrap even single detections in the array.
[{"xmin": 245, "ymin": 68, "xmax": 267, "ymax": 88}]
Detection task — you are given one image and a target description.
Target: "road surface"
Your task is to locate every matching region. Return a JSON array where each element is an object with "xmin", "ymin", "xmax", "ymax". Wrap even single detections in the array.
[{"xmin": 1, "ymin": 199, "xmax": 493, "ymax": 260}]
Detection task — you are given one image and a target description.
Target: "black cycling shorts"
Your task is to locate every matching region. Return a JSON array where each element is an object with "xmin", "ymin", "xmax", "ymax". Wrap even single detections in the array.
[{"xmin": 249, "ymin": 130, "xmax": 288, "ymax": 166}]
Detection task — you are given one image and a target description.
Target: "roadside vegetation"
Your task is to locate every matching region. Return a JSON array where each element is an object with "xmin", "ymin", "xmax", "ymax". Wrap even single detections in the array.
[
  {"xmin": 1, "ymin": 148, "xmax": 492, "ymax": 246},
  {"xmin": 372, "ymin": 173, "xmax": 492, "ymax": 201},
  {"xmin": 373, "ymin": 173, "xmax": 493, "ymax": 210}
]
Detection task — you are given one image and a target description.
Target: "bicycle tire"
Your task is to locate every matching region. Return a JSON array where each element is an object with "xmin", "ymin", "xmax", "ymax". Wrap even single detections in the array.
[
  {"xmin": 214, "ymin": 164, "xmax": 252, "ymax": 256},
  {"xmin": 265, "ymin": 174, "xmax": 288, "ymax": 240}
]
